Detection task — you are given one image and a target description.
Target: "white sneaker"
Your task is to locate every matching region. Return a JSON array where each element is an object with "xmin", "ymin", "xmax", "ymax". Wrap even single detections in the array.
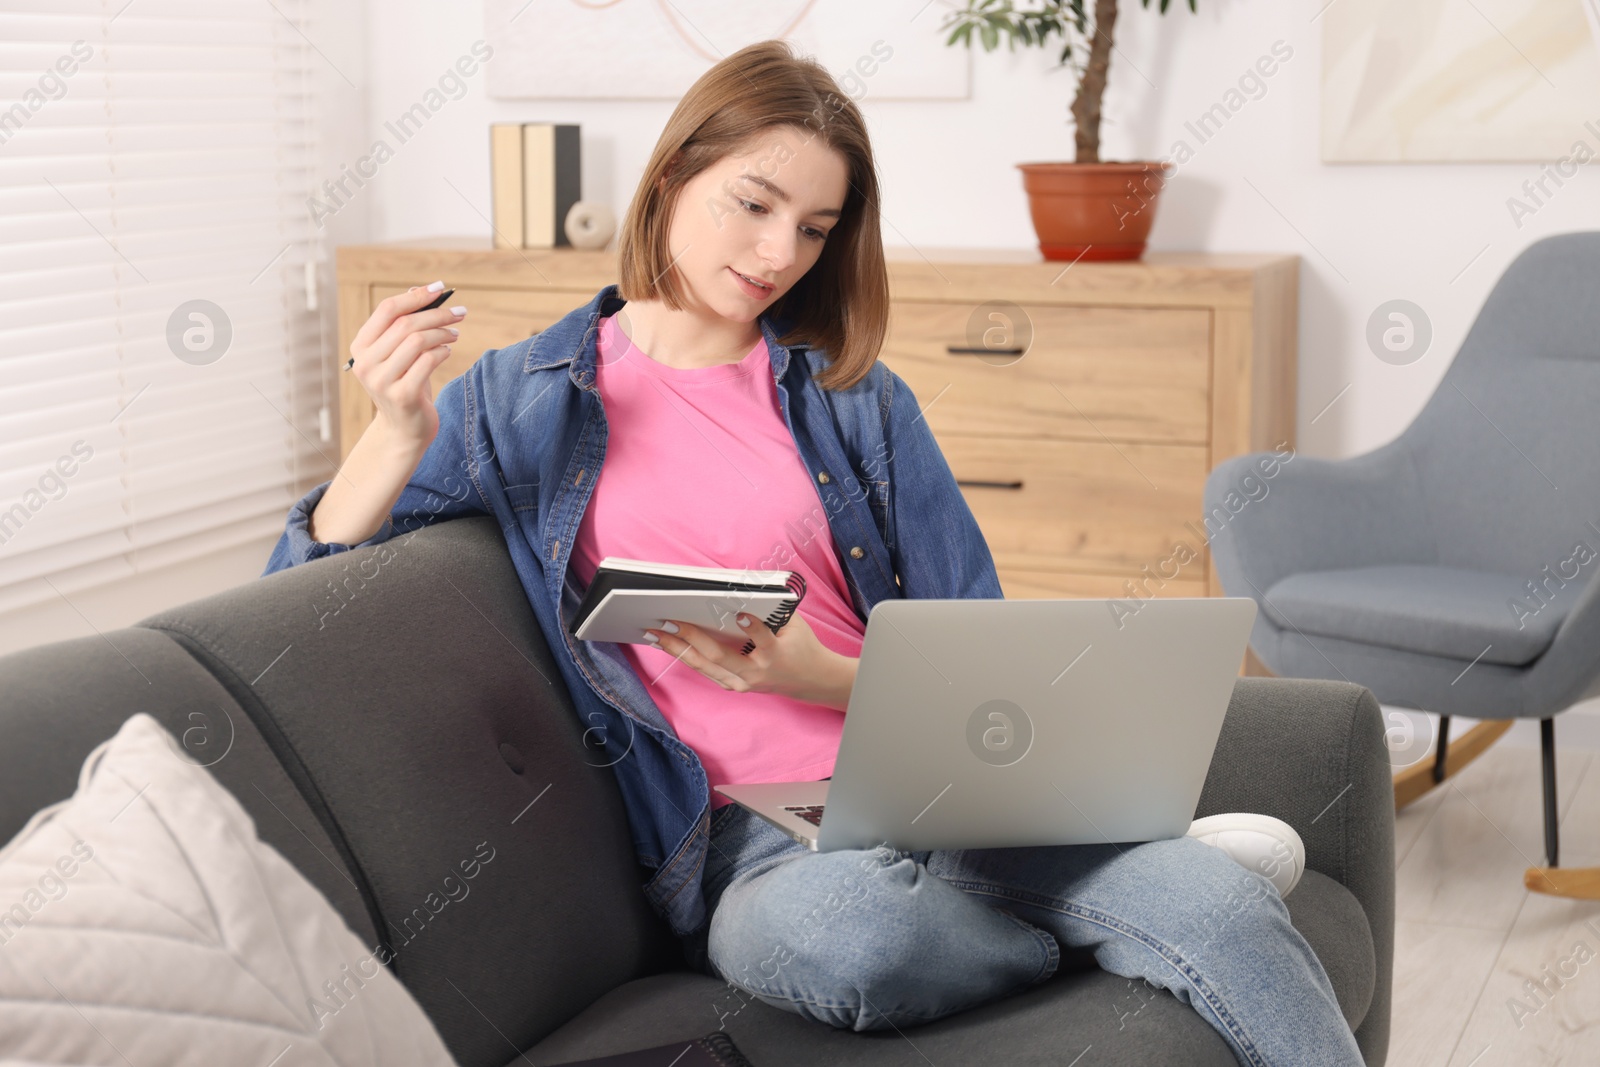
[{"xmin": 1186, "ymin": 813, "xmax": 1306, "ymax": 899}]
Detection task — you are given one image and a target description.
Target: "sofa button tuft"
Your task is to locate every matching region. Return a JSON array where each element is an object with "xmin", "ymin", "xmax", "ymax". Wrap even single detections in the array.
[{"xmin": 499, "ymin": 742, "xmax": 526, "ymax": 775}]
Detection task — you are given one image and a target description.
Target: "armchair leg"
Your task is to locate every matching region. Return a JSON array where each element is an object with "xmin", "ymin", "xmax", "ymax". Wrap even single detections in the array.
[
  {"xmin": 1523, "ymin": 718, "xmax": 1600, "ymax": 899},
  {"xmin": 1393, "ymin": 718, "xmax": 1512, "ymax": 810},
  {"xmin": 1431, "ymin": 715, "xmax": 1451, "ymax": 784},
  {"xmin": 1542, "ymin": 717, "xmax": 1559, "ymax": 868}
]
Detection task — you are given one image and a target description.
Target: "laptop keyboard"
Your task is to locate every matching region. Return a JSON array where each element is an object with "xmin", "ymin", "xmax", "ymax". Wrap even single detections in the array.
[{"xmin": 784, "ymin": 804, "xmax": 825, "ymax": 827}]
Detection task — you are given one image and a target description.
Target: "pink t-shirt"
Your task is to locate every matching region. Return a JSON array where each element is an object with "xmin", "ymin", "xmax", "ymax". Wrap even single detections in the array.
[{"xmin": 571, "ymin": 314, "xmax": 866, "ymax": 809}]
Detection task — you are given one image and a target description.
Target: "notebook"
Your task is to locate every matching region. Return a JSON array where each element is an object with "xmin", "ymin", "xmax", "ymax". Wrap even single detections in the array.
[{"xmin": 571, "ymin": 557, "xmax": 807, "ymax": 652}]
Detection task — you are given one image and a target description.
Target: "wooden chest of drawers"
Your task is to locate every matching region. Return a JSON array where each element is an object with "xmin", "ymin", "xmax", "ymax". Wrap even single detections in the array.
[{"xmin": 334, "ymin": 240, "xmax": 1297, "ymax": 599}]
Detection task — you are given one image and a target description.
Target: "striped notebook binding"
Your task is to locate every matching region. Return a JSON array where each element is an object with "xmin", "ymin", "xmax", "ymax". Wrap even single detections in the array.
[{"xmin": 738, "ymin": 572, "xmax": 806, "ymax": 656}]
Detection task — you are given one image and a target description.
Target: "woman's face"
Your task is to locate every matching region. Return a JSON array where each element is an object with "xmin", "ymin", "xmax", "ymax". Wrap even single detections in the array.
[{"xmin": 662, "ymin": 125, "xmax": 849, "ymax": 322}]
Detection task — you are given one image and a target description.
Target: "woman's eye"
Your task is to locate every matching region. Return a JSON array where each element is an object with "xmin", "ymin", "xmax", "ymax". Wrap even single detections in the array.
[{"xmin": 741, "ymin": 198, "xmax": 826, "ymax": 242}]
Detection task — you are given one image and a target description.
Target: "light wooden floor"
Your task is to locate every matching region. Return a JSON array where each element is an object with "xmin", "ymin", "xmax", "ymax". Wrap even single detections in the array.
[{"xmin": 1388, "ymin": 728, "xmax": 1600, "ymax": 1066}]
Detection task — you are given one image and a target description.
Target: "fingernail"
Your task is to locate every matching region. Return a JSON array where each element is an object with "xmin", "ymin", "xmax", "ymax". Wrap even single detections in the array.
[
  {"xmin": 642, "ymin": 631, "xmax": 660, "ymax": 644},
  {"xmin": 445, "ymin": 326, "xmax": 459, "ymax": 336},
  {"xmin": 737, "ymin": 615, "xmax": 751, "ymax": 628},
  {"xmin": 449, "ymin": 305, "xmax": 467, "ymax": 315},
  {"xmin": 661, "ymin": 621, "xmax": 679, "ymax": 634},
  {"xmin": 426, "ymin": 280, "xmax": 444, "ymax": 292}
]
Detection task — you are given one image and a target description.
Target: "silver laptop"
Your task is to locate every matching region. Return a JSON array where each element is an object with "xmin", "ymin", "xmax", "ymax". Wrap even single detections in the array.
[{"xmin": 712, "ymin": 596, "xmax": 1258, "ymax": 853}]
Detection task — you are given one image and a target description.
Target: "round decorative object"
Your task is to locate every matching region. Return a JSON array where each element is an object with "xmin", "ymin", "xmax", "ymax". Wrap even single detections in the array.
[{"xmin": 564, "ymin": 200, "xmax": 616, "ymax": 250}]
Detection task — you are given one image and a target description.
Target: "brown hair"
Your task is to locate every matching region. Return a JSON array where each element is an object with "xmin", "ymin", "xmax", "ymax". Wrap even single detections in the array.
[{"xmin": 616, "ymin": 39, "xmax": 888, "ymax": 392}]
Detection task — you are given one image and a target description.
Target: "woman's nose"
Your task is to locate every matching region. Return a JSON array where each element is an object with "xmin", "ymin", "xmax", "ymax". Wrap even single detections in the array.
[{"xmin": 757, "ymin": 227, "xmax": 797, "ymax": 273}]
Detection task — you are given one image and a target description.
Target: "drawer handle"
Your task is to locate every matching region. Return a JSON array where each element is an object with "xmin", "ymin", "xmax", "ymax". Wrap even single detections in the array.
[
  {"xmin": 946, "ymin": 345, "xmax": 1025, "ymax": 356},
  {"xmin": 956, "ymin": 478, "xmax": 1024, "ymax": 490}
]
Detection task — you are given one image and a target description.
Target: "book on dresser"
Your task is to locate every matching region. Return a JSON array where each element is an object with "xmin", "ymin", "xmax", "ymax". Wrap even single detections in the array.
[{"xmin": 489, "ymin": 122, "xmax": 580, "ymax": 249}]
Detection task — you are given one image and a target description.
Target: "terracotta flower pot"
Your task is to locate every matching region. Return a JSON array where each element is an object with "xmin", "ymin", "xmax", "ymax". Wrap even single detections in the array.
[{"xmin": 1016, "ymin": 161, "xmax": 1174, "ymax": 262}]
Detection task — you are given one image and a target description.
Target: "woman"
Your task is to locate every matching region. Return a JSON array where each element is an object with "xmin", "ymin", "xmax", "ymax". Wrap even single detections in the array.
[{"xmin": 265, "ymin": 40, "xmax": 1361, "ymax": 1067}]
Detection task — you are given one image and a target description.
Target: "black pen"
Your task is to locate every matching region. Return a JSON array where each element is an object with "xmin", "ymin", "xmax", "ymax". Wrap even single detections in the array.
[{"xmin": 343, "ymin": 287, "xmax": 455, "ymax": 371}]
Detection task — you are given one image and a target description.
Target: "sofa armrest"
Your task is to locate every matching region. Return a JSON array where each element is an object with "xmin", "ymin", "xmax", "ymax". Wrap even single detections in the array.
[
  {"xmin": 1196, "ymin": 675, "xmax": 1394, "ymax": 1064},
  {"xmin": 1205, "ymin": 445, "xmax": 1433, "ymax": 600}
]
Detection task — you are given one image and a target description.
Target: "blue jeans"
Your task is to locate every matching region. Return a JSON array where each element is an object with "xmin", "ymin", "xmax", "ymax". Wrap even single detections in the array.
[{"xmin": 685, "ymin": 803, "xmax": 1363, "ymax": 1067}]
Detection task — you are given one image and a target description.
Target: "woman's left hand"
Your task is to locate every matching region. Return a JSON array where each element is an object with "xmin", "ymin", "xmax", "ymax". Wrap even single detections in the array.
[{"xmin": 642, "ymin": 611, "xmax": 858, "ymax": 711}]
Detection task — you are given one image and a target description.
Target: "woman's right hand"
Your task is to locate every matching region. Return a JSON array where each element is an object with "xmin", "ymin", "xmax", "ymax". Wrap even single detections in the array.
[{"xmin": 347, "ymin": 282, "xmax": 467, "ymax": 447}]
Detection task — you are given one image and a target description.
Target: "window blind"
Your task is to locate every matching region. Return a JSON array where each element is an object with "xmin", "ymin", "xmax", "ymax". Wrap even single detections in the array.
[{"xmin": 0, "ymin": 0, "xmax": 331, "ymax": 616}]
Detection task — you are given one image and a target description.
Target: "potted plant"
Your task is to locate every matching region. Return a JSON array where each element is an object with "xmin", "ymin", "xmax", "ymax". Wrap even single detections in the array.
[{"xmin": 941, "ymin": 0, "xmax": 1197, "ymax": 261}]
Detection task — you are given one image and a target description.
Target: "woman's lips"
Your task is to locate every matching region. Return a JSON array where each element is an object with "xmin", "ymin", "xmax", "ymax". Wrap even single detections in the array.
[{"xmin": 729, "ymin": 267, "xmax": 773, "ymax": 298}]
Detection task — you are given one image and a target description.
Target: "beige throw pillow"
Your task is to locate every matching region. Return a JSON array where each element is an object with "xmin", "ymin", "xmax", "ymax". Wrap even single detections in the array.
[{"xmin": 0, "ymin": 713, "xmax": 457, "ymax": 1067}]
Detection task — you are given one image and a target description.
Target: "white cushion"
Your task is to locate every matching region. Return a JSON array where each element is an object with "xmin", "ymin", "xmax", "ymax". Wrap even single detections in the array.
[{"xmin": 0, "ymin": 713, "xmax": 457, "ymax": 1066}]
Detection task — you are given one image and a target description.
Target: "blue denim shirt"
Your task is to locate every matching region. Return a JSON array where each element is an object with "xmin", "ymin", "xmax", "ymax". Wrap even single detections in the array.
[{"xmin": 262, "ymin": 282, "xmax": 1003, "ymax": 949}]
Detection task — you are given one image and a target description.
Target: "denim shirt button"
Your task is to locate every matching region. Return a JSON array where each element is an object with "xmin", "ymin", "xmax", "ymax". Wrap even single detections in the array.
[
  {"xmin": 816, "ymin": 471, "xmax": 830, "ymax": 484},
  {"xmin": 850, "ymin": 546, "xmax": 864, "ymax": 559}
]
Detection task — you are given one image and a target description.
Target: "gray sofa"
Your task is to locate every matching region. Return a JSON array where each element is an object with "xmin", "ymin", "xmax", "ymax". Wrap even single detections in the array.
[{"xmin": 0, "ymin": 516, "xmax": 1395, "ymax": 1065}]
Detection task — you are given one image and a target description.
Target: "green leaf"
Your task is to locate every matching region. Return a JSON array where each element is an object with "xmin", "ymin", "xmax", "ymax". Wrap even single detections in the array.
[{"xmin": 936, "ymin": 0, "xmax": 1200, "ymax": 55}]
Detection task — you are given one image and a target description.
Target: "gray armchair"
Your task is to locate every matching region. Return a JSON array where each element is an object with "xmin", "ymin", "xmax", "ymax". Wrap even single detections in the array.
[{"xmin": 1205, "ymin": 230, "xmax": 1600, "ymax": 891}]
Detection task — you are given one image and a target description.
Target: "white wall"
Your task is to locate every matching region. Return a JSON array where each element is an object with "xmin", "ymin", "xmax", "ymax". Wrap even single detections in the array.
[{"xmin": 358, "ymin": 0, "xmax": 1598, "ymax": 461}]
